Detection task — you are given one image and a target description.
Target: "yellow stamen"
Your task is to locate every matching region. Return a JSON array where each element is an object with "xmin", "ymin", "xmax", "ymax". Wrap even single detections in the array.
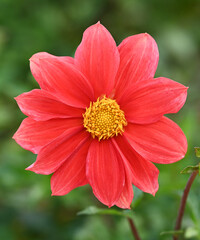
[{"xmin": 83, "ymin": 96, "xmax": 127, "ymax": 140}]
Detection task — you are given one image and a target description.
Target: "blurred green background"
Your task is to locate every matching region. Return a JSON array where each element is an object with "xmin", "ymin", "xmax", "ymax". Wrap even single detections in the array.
[{"xmin": 0, "ymin": 0, "xmax": 200, "ymax": 239}]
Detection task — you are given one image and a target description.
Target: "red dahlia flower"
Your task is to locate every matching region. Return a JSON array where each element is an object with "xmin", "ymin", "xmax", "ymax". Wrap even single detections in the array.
[{"xmin": 13, "ymin": 23, "xmax": 188, "ymax": 208}]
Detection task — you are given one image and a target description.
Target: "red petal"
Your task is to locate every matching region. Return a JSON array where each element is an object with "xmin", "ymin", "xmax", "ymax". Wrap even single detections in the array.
[
  {"xmin": 15, "ymin": 89, "xmax": 84, "ymax": 121},
  {"xmin": 27, "ymin": 128, "xmax": 89, "ymax": 174},
  {"xmin": 124, "ymin": 116, "xmax": 187, "ymax": 164},
  {"xmin": 75, "ymin": 22, "xmax": 120, "ymax": 98},
  {"xmin": 30, "ymin": 52, "xmax": 74, "ymax": 89},
  {"xmin": 13, "ymin": 117, "xmax": 83, "ymax": 154},
  {"xmin": 119, "ymin": 77, "xmax": 188, "ymax": 124},
  {"xmin": 30, "ymin": 53, "xmax": 94, "ymax": 108},
  {"xmin": 115, "ymin": 33, "xmax": 159, "ymax": 100},
  {"xmin": 86, "ymin": 139, "xmax": 125, "ymax": 207},
  {"xmin": 51, "ymin": 139, "xmax": 92, "ymax": 196},
  {"xmin": 113, "ymin": 136, "xmax": 159, "ymax": 196},
  {"xmin": 115, "ymin": 165, "xmax": 133, "ymax": 209},
  {"xmin": 57, "ymin": 57, "xmax": 74, "ymax": 64}
]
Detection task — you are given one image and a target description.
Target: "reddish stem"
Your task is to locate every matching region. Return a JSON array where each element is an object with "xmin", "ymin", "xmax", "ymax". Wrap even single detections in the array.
[
  {"xmin": 128, "ymin": 218, "xmax": 141, "ymax": 240},
  {"xmin": 173, "ymin": 170, "xmax": 198, "ymax": 240}
]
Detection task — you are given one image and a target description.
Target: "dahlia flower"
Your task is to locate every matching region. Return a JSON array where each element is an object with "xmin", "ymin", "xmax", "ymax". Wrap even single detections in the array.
[{"xmin": 13, "ymin": 23, "xmax": 188, "ymax": 208}]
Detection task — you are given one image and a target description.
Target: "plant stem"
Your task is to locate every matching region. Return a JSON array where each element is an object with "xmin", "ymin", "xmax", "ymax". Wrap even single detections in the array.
[
  {"xmin": 128, "ymin": 217, "xmax": 141, "ymax": 240},
  {"xmin": 173, "ymin": 170, "xmax": 198, "ymax": 240}
]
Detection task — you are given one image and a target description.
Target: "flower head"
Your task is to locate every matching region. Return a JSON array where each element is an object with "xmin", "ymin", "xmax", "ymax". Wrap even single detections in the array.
[
  {"xmin": 83, "ymin": 96, "xmax": 127, "ymax": 140},
  {"xmin": 13, "ymin": 23, "xmax": 188, "ymax": 208}
]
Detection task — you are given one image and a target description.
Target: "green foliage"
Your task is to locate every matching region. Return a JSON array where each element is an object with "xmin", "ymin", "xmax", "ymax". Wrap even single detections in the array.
[
  {"xmin": 181, "ymin": 164, "xmax": 200, "ymax": 175},
  {"xmin": 184, "ymin": 227, "xmax": 199, "ymax": 239},
  {"xmin": 0, "ymin": 0, "xmax": 200, "ymax": 239},
  {"xmin": 195, "ymin": 147, "xmax": 200, "ymax": 158},
  {"xmin": 181, "ymin": 148, "xmax": 200, "ymax": 175},
  {"xmin": 78, "ymin": 206, "xmax": 133, "ymax": 218},
  {"xmin": 160, "ymin": 230, "xmax": 183, "ymax": 236},
  {"xmin": 78, "ymin": 187, "xmax": 143, "ymax": 220}
]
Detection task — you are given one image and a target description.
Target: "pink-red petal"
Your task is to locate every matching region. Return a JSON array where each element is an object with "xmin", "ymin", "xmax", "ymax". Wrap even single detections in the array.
[
  {"xmin": 27, "ymin": 127, "xmax": 89, "ymax": 174},
  {"xmin": 115, "ymin": 166, "xmax": 133, "ymax": 209},
  {"xmin": 86, "ymin": 139, "xmax": 125, "ymax": 207},
  {"xmin": 15, "ymin": 89, "xmax": 84, "ymax": 121},
  {"xmin": 51, "ymin": 139, "xmax": 92, "ymax": 196},
  {"xmin": 30, "ymin": 52, "xmax": 74, "ymax": 89},
  {"xmin": 75, "ymin": 22, "xmax": 120, "ymax": 98},
  {"xmin": 115, "ymin": 33, "xmax": 159, "ymax": 100},
  {"xmin": 119, "ymin": 77, "xmax": 188, "ymax": 124},
  {"xmin": 124, "ymin": 116, "xmax": 187, "ymax": 164},
  {"xmin": 30, "ymin": 53, "xmax": 94, "ymax": 108},
  {"xmin": 13, "ymin": 117, "xmax": 83, "ymax": 154},
  {"xmin": 113, "ymin": 136, "xmax": 159, "ymax": 196}
]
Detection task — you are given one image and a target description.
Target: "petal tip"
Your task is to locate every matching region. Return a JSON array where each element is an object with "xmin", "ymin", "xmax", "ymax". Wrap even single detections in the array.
[
  {"xmin": 152, "ymin": 191, "xmax": 156, "ymax": 197},
  {"xmin": 108, "ymin": 203, "xmax": 114, "ymax": 208},
  {"xmin": 14, "ymin": 95, "xmax": 19, "ymax": 102},
  {"xmin": 180, "ymin": 85, "xmax": 189, "ymax": 92},
  {"xmin": 29, "ymin": 52, "xmax": 50, "ymax": 63},
  {"xmin": 51, "ymin": 184, "xmax": 63, "ymax": 196},
  {"xmin": 185, "ymin": 86, "xmax": 189, "ymax": 92},
  {"xmin": 29, "ymin": 53, "xmax": 40, "ymax": 62},
  {"xmin": 12, "ymin": 132, "xmax": 16, "ymax": 140},
  {"xmin": 29, "ymin": 52, "xmax": 42, "ymax": 60},
  {"xmin": 51, "ymin": 189, "xmax": 57, "ymax": 196},
  {"xmin": 144, "ymin": 32, "xmax": 150, "ymax": 37},
  {"xmin": 93, "ymin": 21, "xmax": 105, "ymax": 30},
  {"xmin": 153, "ymin": 184, "xmax": 159, "ymax": 196},
  {"xmin": 25, "ymin": 164, "xmax": 34, "ymax": 171},
  {"xmin": 51, "ymin": 189, "xmax": 63, "ymax": 196},
  {"xmin": 140, "ymin": 32, "xmax": 154, "ymax": 41},
  {"xmin": 26, "ymin": 165, "xmax": 51, "ymax": 175},
  {"xmin": 26, "ymin": 163, "xmax": 39, "ymax": 173}
]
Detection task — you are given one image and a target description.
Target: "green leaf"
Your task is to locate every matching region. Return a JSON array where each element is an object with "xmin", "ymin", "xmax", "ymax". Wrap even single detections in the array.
[
  {"xmin": 77, "ymin": 206, "xmax": 133, "ymax": 218},
  {"xmin": 180, "ymin": 164, "xmax": 199, "ymax": 174},
  {"xmin": 184, "ymin": 226, "xmax": 198, "ymax": 238},
  {"xmin": 160, "ymin": 230, "xmax": 183, "ymax": 236},
  {"xmin": 194, "ymin": 147, "xmax": 200, "ymax": 158}
]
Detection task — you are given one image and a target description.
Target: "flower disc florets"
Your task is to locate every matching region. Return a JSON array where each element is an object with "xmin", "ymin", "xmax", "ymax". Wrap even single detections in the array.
[{"xmin": 83, "ymin": 96, "xmax": 127, "ymax": 140}]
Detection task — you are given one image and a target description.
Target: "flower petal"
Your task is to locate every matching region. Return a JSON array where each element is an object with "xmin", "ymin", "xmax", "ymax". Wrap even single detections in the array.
[
  {"xmin": 115, "ymin": 33, "xmax": 159, "ymax": 99},
  {"xmin": 15, "ymin": 89, "xmax": 84, "ymax": 121},
  {"xmin": 30, "ymin": 52, "xmax": 74, "ymax": 89},
  {"xmin": 124, "ymin": 116, "xmax": 187, "ymax": 164},
  {"xmin": 27, "ymin": 128, "xmax": 89, "ymax": 174},
  {"xmin": 115, "ymin": 166, "xmax": 133, "ymax": 209},
  {"xmin": 51, "ymin": 139, "xmax": 92, "ymax": 196},
  {"xmin": 113, "ymin": 136, "xmax": 159, "ymax": 196},
  {"xmin": 86, "ymin": 139, "xmax": 125, "ymax": 207},
  {"xmin": 75, "ymin": 22, "xmax": 120, "ymax": 98},
  {"xmin": 119, "ymin": 77, "xmax": 188, "ymax": 124},
  {"xmin": 30, "ymin": 53, "xmax": 94, "ymax": 108},
  {"xmin": 13, "ymin": 117, "xmax": 83, "ymax": 154}
]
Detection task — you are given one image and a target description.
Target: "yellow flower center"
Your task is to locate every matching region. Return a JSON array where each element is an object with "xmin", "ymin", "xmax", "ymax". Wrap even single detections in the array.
[{"xmin": 83, "ymin": 96, "xmax": 127, "ymax": 140}]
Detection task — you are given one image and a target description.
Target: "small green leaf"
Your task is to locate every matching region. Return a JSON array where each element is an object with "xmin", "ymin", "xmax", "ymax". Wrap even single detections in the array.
[
  {"xmin": 184, "ymin": 226, "xmax": 198, "ymax": 238},
  {"xmin": 77, "ymin": 206, "xmax": 133, "ymax": 218},
  {"xmin": 181, "ymin": 164, "xmax": 199, "ymax": 174},
  {"xmin": 160, "ymin": 230, "xmax": 183, "ymax": 236},
  {"xmin": 194, "ymin": 147, "xmax": 200, "ymax": 158}
]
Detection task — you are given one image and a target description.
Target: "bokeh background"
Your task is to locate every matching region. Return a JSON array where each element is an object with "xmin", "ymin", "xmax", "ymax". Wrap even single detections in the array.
[{"xmin": 0, "ymin": 0, "xmax": 200, "ymax": 239}]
